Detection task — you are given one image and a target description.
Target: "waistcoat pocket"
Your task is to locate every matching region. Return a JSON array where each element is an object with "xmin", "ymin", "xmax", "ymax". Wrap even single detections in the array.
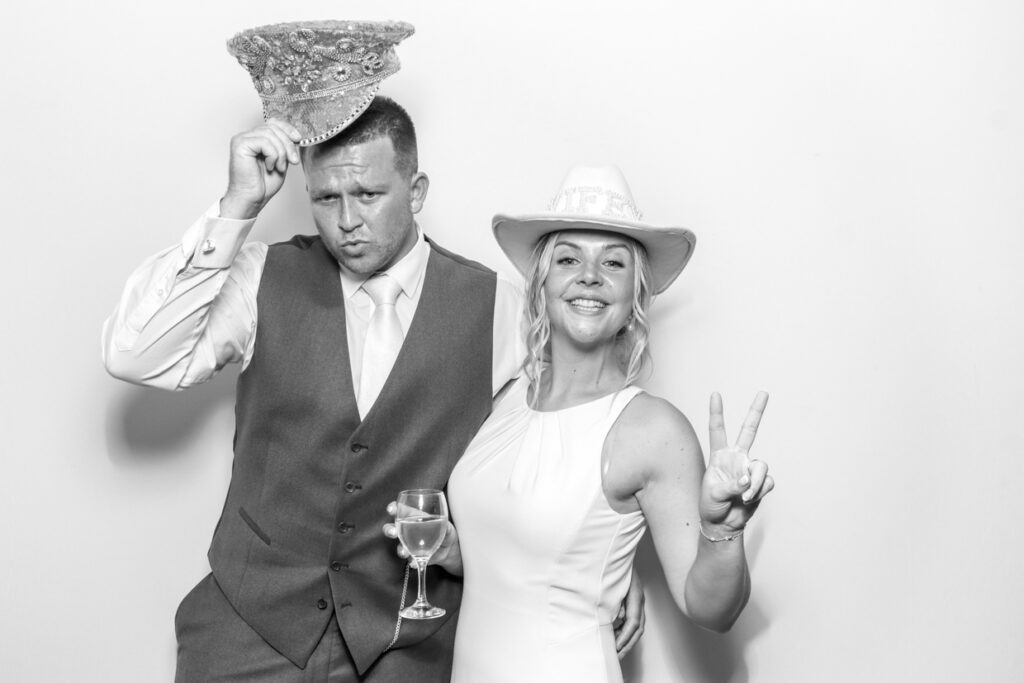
[{"xmin": 238, "ymin": 507, "xmax": 271, "ymax": 546}]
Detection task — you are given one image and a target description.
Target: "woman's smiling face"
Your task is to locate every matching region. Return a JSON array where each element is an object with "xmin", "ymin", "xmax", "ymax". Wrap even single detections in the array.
[{"xmin": 543, "ymin": 230, "xmax": 637, "ymax": 350}]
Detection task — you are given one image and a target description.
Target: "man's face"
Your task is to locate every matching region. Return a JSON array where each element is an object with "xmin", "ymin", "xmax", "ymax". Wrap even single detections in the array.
[{"xmin": 304, "ymin": 136, "xmax": 428, "ymax": 277}]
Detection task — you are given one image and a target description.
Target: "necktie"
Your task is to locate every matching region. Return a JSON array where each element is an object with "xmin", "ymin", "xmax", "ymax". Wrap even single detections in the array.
[{"xmin": 358, "ymin": 274, "xmax": 404, "ymax": 416}]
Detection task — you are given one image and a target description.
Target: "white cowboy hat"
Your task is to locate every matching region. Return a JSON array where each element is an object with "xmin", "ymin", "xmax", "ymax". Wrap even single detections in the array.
[{"xmin": 492, "ymin": 165, "xmax": 696, "ymax": 294}]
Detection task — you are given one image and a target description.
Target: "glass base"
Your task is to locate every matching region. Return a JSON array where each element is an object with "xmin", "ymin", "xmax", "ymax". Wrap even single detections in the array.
[{"xmin": 400, "ymin": 604, "xmax": 446, "ymax": 620}]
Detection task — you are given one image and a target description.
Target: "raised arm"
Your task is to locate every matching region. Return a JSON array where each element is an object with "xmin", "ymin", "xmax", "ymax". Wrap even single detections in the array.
[
  {"xmin": 101, "ymin": 120, "xmax": 302, "ymax": 390},
  {"xmin": 605, "ymin": 392, "xmax": 773, "ymax": 633}
]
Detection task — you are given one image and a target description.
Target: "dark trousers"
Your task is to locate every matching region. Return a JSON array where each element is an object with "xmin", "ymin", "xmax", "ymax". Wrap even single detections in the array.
[{"xmin": 174, "ymin": 573, "xmax": 456, "ymax": 682}]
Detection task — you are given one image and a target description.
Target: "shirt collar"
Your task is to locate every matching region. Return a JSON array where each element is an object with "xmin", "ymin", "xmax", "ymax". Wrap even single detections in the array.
[{"xmin": 338, "ymin": 223, "xmax": 430, "ymax": 302}]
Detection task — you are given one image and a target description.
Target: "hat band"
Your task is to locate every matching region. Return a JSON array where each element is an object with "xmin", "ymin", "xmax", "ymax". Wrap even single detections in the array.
[
  {"xmin": 259, "ymin": 64, "xmax": 398, "ymax": 104},
  {"xmin": 547, "ymin": 185, "xmax": 644, "ymax": 222}
]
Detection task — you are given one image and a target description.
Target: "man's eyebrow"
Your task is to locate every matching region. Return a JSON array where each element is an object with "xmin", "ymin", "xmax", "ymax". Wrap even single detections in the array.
[
  {"xmin": 313, "ymin": 180, "xmax": 386, "ymax": 193},
  {"xmin": 352, "ymin": 179, "xmax": 389, "ymax": 192}
]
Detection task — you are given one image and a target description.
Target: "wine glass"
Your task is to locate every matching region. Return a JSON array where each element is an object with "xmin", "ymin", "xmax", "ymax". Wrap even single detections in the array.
[{"xmin": 396, "ymin": 488, "xmax": 449, "ymax": 619}]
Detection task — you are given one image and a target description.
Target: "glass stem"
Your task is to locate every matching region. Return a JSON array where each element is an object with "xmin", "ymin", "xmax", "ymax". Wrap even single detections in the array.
[{"xmin": 414, "ymin": 559, "xmax": 428, "ymax": 606}]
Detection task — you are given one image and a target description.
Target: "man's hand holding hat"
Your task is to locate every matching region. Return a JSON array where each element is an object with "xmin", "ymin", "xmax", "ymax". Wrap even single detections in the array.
[{"xmin": 220, "ymin": 118, "xmax": 302, "ymax": 220}]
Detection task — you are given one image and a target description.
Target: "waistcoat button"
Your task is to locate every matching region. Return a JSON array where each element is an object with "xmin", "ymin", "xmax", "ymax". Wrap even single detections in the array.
[
  {"xmin": 337, "ymin": 522, "xmax": 354, "ymax": 534},
  {"xmin": 330, "ymin": 561, "xmax": 345, "ymax": 572},
  {"xmin": 316, "ymin": 598, "xmax": 328, "ymax": 610},
  {"xmin": 344, "ymin": 482, "xmax": 362, "ymax": 493},
  {"xmin": 350, "ymin": 443, "xmax": 367, "ymax": 453}
]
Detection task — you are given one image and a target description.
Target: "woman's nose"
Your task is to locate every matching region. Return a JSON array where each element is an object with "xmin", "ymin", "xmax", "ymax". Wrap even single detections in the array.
[{"xmin": 577, "ymin": 261, "xmax": 602, "ymax": 285}]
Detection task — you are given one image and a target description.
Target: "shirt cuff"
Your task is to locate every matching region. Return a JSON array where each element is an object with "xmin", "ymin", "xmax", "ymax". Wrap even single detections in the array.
[{"xmin": 182, "ymin": 202, "xmax": 258, "ymax": 269}]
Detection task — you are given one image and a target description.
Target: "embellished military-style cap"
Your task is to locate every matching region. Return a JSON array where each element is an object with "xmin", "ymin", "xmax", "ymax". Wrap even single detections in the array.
[{"xmin": 227, "ymin": 20, "xmax": 414, "ymax": 146}]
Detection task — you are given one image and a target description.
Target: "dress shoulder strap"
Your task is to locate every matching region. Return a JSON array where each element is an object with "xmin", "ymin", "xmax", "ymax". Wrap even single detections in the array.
[{"xmin": 603, "ymin": 385, "xmax": 645, "ymax": 426}]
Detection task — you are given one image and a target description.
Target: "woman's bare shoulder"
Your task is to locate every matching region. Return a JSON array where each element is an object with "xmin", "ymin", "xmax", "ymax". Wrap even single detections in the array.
[
  {"xmin": 607, "ymin": 392, "xmax": 703, "ymax": 481},
  {"xmin": 618, "ymin": 392, "xmax": 699, "ymax": 447}
]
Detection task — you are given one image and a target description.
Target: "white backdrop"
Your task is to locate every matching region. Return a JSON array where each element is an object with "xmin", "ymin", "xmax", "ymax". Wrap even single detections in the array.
[{"xmin": 2, "ymin": 1, "xmax": 1023, "ymax": 681}]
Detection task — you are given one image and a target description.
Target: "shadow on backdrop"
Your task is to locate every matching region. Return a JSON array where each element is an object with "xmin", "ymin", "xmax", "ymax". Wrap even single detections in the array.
[
  {"xmin": 104, "ymin": 367, "xmax": 240, "ymax": 463},
  {"xmin": 621, "ymin": 526, "xmax": 769, "ymax": 683}
]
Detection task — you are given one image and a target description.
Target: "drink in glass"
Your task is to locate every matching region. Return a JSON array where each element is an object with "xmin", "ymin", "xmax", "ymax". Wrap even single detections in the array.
[{"xmin": 395, "ymin": 489, "xmax": 449, "ymax": 619}]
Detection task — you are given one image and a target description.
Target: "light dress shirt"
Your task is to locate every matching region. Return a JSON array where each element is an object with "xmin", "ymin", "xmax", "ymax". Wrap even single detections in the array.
[{"xmin": 102, "ymin": 205, "xmax": 525, "ymax": 415}]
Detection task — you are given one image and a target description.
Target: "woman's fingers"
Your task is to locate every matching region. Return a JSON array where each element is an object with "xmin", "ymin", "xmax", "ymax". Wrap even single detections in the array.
[
  {"xmin": 710, "ymin": 390, "xmax": 769, "ymax": 455},
  {"xmin": 709, "ymin": 392, "xmax": 728, "ymax": 453},
  {"xmin": 742, "ymin": 459, "xmax": 769, "ymax": 503},
  {"xmin": 707, "ymin": 474, "xmax": 747, "ymax": 504},
  {"xmin": 751, "ymin": 474, "xmax": 775, "ymax": 504},
  {"xmin": 735, "ymin": 391, "xmax": 769, "ymax": 452}
]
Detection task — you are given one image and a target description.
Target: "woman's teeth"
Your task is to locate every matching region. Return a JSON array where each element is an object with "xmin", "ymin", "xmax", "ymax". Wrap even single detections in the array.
[{"xmin": 569, "ymin": 298, "xmax": 606, "ymax": 311}]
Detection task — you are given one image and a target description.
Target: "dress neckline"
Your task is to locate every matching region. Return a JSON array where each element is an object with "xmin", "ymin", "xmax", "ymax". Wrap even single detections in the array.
[{"xmin": 524, "ymin": 378, "xmax": 636, "ymax": 415}]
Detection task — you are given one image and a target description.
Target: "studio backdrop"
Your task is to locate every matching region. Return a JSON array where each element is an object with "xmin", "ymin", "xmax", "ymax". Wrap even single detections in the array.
[{"xmin": 1, "ymin": 1, "xmax": 1022, "ymax": 681}]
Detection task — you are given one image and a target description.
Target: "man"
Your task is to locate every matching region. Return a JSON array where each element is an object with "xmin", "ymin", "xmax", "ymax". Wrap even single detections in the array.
[{"xmin": 107, "ymin": 93, "xmax": 524, "ymax": 679}]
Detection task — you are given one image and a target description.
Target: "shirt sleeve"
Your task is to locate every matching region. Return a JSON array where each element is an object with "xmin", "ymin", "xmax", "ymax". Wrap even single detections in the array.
[
  {"xmin": 101, "ymin": 205, "xmax": 267, "ymax": 391},
  {"xmin": 491, "ymin": 273, "xmax": 526, "ymax": 396}
]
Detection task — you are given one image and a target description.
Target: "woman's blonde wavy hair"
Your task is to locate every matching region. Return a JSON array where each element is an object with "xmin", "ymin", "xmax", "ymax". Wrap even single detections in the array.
[{"xmin": 522, "ymin": 231, "xmax": 654, "ymax": 407}]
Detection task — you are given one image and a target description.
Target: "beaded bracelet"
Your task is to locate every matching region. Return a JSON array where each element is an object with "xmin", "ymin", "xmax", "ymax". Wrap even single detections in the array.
[{"xmin": 698, "ymin": 521, "xmax": 745, "ymax": 543}]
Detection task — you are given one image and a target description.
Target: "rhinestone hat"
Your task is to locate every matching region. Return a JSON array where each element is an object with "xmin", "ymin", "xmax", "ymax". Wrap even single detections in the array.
[
  {"xmin": 492, "ymin": 165, "xmax": 697, "ymax": 294},
  {"xmin": 227, "ymin": 20, "xmax": 414, "ymax": 146}
]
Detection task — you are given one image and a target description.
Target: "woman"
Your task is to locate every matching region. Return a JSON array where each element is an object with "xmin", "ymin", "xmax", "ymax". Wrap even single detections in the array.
[{"xmin": 393, "ymin": 165, "xmax": 774, "ymax": 682}]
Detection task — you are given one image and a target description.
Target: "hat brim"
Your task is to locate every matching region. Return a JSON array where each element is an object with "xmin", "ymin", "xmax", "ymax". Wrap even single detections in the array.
[
  {"xmin": 260, "ymin": 81, "xmax": 382, "ymax": 147},
  {"xmin": 492, "ymin": 213, "xmax": 696, "ymax": 294}
]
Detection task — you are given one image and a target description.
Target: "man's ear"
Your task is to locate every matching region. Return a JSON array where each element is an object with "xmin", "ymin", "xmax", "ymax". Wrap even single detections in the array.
[{"xmin": 409, "ymin": 172, "xmax": 429, "ymax": 214}]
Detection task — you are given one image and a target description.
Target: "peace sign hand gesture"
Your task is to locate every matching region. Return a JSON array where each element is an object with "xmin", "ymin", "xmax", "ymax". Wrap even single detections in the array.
[{"xmin": 699, "ymin": 392, "xmax": 774, "ymax": 537}]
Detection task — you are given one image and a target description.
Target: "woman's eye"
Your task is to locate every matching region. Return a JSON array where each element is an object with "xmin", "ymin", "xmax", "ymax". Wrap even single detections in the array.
[
  {"xmin": 605, "ymin": 260, "xmax": 624, "ymax": 268},
  {"xmin": 360, "ymin": 192, "xmax": 379, "ymax": 200},
  {"xmin": 556, "ymin": 257, "xmax": 579, "ymax": 265}
]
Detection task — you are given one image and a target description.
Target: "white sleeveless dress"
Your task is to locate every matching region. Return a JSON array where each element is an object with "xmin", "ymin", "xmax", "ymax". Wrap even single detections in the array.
[{"xmin": 448, "ymin": 376, "xmax": 647, "ymax": 682}]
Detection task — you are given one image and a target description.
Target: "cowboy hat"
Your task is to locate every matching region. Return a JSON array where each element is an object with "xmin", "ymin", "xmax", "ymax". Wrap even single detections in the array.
[{"xmin": 492, "ymin": 165, "xmax": 696, "ymax": 294}]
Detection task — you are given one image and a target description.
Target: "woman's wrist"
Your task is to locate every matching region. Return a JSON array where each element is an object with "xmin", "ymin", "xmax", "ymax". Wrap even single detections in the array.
[{"xmin": 698, "ymin": 519, "xmax": 745, "ymax": 543}]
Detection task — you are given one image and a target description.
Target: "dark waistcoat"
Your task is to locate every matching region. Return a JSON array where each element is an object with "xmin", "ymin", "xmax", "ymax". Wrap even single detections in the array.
[{"xmin": 207, "ymin": 235, "xmax": 496, "ymax": 674}]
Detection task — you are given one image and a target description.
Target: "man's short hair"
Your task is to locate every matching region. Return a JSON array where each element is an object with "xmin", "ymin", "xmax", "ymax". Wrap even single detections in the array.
[{"xmin": 303, "ymin": 96, "xmax": 419, "ymax": 176}]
